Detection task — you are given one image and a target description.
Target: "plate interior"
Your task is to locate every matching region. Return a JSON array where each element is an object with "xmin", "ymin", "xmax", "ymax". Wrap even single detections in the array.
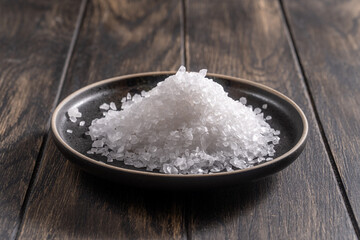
[{"xmin": 55, "ymin": 74, "xmax": 304, "ymax": 174}]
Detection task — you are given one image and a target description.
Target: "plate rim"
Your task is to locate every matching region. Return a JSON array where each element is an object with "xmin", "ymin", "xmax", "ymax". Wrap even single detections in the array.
[{"xmin": 51, "ymin": 71, "xmax": 308, "ymax": 178}]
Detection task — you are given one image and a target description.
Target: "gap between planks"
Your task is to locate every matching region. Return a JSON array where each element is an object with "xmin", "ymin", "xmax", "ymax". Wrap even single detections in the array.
[
  {"xmin": 277, "ymin": 0, "xmax": 360, "ymax": 237},
  {"xmin": 12, "ymin": 0, "xmax": 89, "ymax": 239},
  {"xmin": 180, "ymin": 1, "xmax": 192, "ymax": 239},
  {"xmin": 180, "ymin": 0, "xmax": 187, "ymax": 67}
]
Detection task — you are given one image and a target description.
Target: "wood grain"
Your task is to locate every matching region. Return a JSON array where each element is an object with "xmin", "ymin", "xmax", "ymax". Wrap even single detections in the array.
[
  {"xmin": 18, "ymin": 0, "xmax": 185, "ymax": 239},
  {"xmin": 185, "ymin": 0, "xmax": 357, "ymax": 239},
  {"xmin": 282, "ymin": 0, "xmax": 360, "ymax": 226},
  {"xmin": 0, "ymin": 0, "xmax": 82, "ymax": 238}
]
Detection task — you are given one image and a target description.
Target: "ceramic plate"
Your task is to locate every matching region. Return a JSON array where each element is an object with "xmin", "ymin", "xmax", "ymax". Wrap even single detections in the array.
[{"xmin": 51, "ymin": 72, "xmax": 308, "ymax": 189}]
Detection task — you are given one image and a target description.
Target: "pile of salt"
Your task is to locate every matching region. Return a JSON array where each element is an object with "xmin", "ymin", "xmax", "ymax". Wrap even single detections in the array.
[{"xmin": 86, "ymin": 66, "xmax": 280, "ymax": 174}]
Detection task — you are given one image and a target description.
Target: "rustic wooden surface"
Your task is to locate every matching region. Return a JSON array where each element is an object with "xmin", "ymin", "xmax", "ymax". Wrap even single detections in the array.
[
  {"xmin": 282, "ymin": 0, "xmax": 360, "ymax": 227},
  {"xmin": 186, "ymin": 0, "xmax": 357, "ymax": 239},
  {"xmin": 0, "ymin": 0, "xmax": 359, "ymax": 239},
  {"xmin": 17, "ymin": 0, "xmax": 185, "ymax": 239},
  {"xmin": 0, "ymin": 0, "xmax": 82, "ymax": 238}
]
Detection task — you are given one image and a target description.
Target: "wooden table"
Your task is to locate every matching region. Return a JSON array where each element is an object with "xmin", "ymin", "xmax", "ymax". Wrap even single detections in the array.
[{"xmin": 1, "ymin": 0, "xmax": 360, "ymax": 239}]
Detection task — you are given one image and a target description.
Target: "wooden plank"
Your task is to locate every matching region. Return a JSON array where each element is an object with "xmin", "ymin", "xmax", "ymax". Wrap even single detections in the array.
[
  {"xmin": 0, "ymin": 0, "xmax": 82, "ymax": 238},
  {"xmin": 185, "ymin": 0, "xmax": 357, "ymax": 239},
  {"xmin": 18, "ymin": 0, "xmax": 185, "ymax": 239},
  {"xmin": 282, "ymin": 0, "xmax": 360, "ymax": 227}
]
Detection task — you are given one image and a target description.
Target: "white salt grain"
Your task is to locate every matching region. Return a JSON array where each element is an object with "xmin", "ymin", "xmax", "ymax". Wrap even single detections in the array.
[
  {"xmin": 239, "ymin": 97, "xmax": 247, "ymax": 105},
  {"xmin": 99, "ymin": 103, "xmax": 110, "ymax": 110},
  {"xmin": 86, "ymin": 66, "xmax": 280, "ymax": 174},
  {"xmin": 110, "ymin": 102, "xmax": 117, "ymax": 110},
  {"xmin": 66, "ymin": 129, "xmax": 73, "ymax": 133},
  {"xmin": 67, "ymin": 107, "xmax": 82, "ymax": 122},
  {"xmin": 79, "ymin": 121, "xmax": 85, "ymax": 126},
  {"xmin": 254, "ymin": 108, "xmax": 262, "ymax": 114}
]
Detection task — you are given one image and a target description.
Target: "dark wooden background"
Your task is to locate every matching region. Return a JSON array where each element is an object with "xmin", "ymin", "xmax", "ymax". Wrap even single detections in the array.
[{"xmin": 1, "ymin": 0, "xmax": 359, "ymax": 239}]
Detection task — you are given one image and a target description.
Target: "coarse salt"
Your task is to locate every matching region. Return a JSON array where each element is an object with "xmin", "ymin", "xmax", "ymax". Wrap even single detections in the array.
[
  {"xmin": 67, "ymin": 107, "xmax": 82, "ymax": 122},
  {"xmin": 86, "ymin": 66, "xmax": 280, "ymax": 174}
]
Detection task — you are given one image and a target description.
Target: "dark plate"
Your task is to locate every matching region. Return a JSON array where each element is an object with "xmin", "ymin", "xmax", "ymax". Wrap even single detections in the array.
[{"xmin": 51, "ymin": 72, "xmax": 308, "ymax": 189}]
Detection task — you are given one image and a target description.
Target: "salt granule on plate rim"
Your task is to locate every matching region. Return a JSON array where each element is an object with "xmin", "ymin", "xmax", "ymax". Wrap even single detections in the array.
[{"xmin": 79, "ymin": 66, "xmax": 280, "ymax": 174}]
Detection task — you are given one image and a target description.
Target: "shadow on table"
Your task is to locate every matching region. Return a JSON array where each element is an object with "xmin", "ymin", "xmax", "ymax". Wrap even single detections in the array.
[{"xmin": 74, "ymin": 171, "xmax": 277, "ymax": 238}]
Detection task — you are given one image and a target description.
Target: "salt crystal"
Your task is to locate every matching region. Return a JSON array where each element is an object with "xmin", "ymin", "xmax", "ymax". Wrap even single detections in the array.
[
  {"xmin": 68, "ymin": 107, "xmax": 81, "ymax": 122},
  {"xmin": 66, "ymin": 129, "xmax": 73, "ymax": 133},
  {"xmin": 110, "ymin": 102, "xmax": 117, "ymax": 110},
  {"xmin": 132, "ymin": 94, "xmax": 142, "ymax": 103},
  {"xmin": 69, "ymin": 116, "xmax": 77, "ymax": 122},
  {"xmin": 254, "ymin": 108, "xmax": 262, "ymax": 114},
  {"xmin": 199, "ymin": 69, "xmax": 207, "ymax": 77},
  {"xmin": 239, "ymin": 97, "xmax": 247, "ymax": 105},
  {"xmin": 163, "ymin": 164, "xmax": 179, "ymax": 174},
  {"xmin": 79, "ymin": 121, "xmax": 85, "ymax": 126},
  {"xmin": 99, "ymin": 103, "xmax": 110, "ymax": 110},
  {"xmin": 230, "ymin": 158, "xmax": 247, "ymax": 169},
  {"xmin": 92, "ymin": 140, "xmax": 104, "ymax": 148},
  {"xmin": 86, "ymin": 66, "xmax": 280, "ymax": 174}
]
